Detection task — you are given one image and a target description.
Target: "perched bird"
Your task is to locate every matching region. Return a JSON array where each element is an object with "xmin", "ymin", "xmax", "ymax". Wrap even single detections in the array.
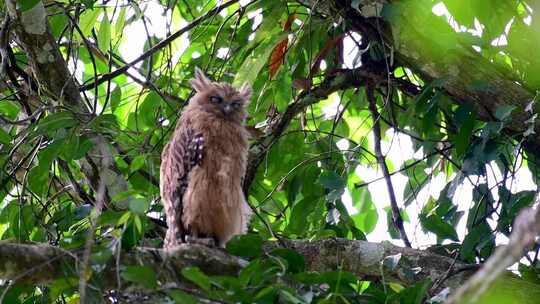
[{"xmin": 160, "ymin": 68, "xmax": 252, "ymax": 249}]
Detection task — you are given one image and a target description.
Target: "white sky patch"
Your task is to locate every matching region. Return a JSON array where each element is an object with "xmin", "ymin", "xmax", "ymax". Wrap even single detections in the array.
[
  {"xmin": 491, "ymin": 18, "xmax": 514, "ymax": 47},
  {"xmin": 381, "ymin": 129, "xmax": 415, "ymax": 168},
  {"xmin": 192, "ymin": 51, "xmax": 201, "ymax": 59},
  {"xmin": 524, "ymin": 15, "xmax": 532, "ymax": 26},
  {"xmin": 220, "ymin": 8, "xmax": 228, "ymax": 18},
  {"xmin": 413, "ymin": 146, "xmax": 425, "ymax": 159},
  {"xmin": 120, "ymin": 1, "xmax": 190, "ymax": 71},
  {"xmin": 507, "ymin": 162, "xmax": 537, "ymax": 193},
  {"xmin": 432, "ymin": 2, "xmax": 464, "ymax": 32},
  {"xmin": 321, "ymin": 94, "xmax": 343, "ymax": 119},
  {"xmin": 431, "ymin": 2, "xmax": 447, "ymax": 17},
  {"xmin": 248, "ymin": 8, "xmax": 263, "ymax": 30},
  {"xmin": 171, "ymin": 20, "xmax": 190, "ymax": 66},
  {"xmin": 336, "ymin": 138, "xmax": 350, "ymax": 151},
  {"xmin": 142, "ymin": 2, "xmax": 168, "ymax": 39},
  {"xmin": 120, "ymin": 20, "xmax": 145, "ymax": 64},
  {"xmin": 320, "ymin": 60, "xmax": 327, "ymax": 71},
  {"xmin": 217, "ymin": 47, "xmax": 230, "ymax": 59},
  {"xmin": 239, "ymin": 0, "xmax": 251, "ymax": 7},
  {"xmin": 247, "ymin": 8, "xmax": 262, "ymax": 19},
  {"xmin": 67, "ymin": 59, "xmax": 85, "ymax": 83},
  {"xmin": 341, "ymin": 189, "xmax": 357, "ymax": 215},
  {"xmin": 343, "ymin": 32, "xmax": 363, "ymax": 68},
  {"xmin": 470, "ymin": 18, "xmax": 484, "ymax": 37}
]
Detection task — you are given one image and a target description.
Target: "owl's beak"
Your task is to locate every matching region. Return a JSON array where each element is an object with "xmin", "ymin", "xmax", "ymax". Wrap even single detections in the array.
[{"xmin": 222, "ymin": 104, "xmax": 232, "ymax": 114}]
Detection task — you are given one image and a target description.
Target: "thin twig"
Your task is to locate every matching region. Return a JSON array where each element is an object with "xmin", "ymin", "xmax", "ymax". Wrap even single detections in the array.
[
  {"xmin": 79, "ymin": 0, "xmax": 239, "ymax": 91},
  {"xmin": 79, "ymin": 139, "xmax": 111, "ymax": 302},
  {"xmin": 366, "ymin": 81, "xmax": 411, "ymax": 248}
]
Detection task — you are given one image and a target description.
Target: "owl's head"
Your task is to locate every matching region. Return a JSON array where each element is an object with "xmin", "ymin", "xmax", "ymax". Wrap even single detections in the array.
[{"xmin": 189, "ymin": 67, "xmax": 251, "ymax": 123}]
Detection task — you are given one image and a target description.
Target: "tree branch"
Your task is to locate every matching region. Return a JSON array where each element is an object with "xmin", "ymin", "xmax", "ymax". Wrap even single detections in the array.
[
  {"xmin": 366, "ymin": 81, "xmax": 411, "ymax": 247},
  {"xmin": 445, "ymin": 203, "xmax": 540, "ymax": 303},
  {"xmin": 79, "ymin": 0, "xmax": 239, "ymax": 91},
  {"xmin": 0, "ymin": 239, "xmax": 473, "ymax": 292},
  {"xmin": 244, "ymin": 67, "xmax": 393, "ymax": 193},
  {"xmin": 297, "ymin": 0, "xmax": 540, "ymax": 158},
  {"xmin": 4, "ymin": 0, "xmax": 128, "ymax": 202}
]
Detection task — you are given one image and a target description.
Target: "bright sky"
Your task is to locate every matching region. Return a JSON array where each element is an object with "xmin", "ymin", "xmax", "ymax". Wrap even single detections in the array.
[{"xmin": 74, "ymin": 1, "xmax": 537, "ymax": 252}]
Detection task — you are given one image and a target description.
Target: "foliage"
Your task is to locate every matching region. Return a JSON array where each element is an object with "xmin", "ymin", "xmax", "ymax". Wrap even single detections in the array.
[{"xmin": 0, "ymin": 0, "xmax": 539, "ymax": 303}]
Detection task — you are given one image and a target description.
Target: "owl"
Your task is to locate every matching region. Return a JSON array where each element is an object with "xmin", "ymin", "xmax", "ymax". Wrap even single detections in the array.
[{"xmin": 160, "ymin": 68, "xmax": 252, "ymax": 249}]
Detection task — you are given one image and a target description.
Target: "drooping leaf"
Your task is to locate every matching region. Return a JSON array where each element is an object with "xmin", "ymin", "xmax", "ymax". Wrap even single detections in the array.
[{"xmin": 121, "ymin": 266, "xmax": 157, "ymax": 289}]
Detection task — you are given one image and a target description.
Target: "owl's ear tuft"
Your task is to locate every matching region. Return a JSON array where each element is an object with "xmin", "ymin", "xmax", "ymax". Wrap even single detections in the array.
[
  {"xmin": 239, "ymin": 82, "xmax": 252, "ymax": 101},
  {"xmin": 190, "ymin": 67, "xmax": 212, "ymax": 92}
]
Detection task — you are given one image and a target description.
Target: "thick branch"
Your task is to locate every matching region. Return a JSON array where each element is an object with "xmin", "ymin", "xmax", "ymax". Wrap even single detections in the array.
[
  {"xmin": 446, "ymin": 203, "xmax": 540, "ymax": 303},
  {"xmin": 244, "ymin": 68, "xmax": 393, "ymax": 193},
  {"xmin": 298, "ymin": 0, "xmax": 540, "ymax": 158},
  {"xmin": 4, "ymin": 1, "xmax": 128, "ymax": 201},
  {"xmin": 0, "ymin": 239, "xmax": 473, "ymax": 291}
]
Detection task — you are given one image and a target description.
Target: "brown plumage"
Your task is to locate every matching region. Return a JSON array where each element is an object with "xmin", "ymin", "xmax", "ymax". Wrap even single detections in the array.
[{"xmin": 160, "ymin": 68, "xmax": 252, "ymax": 249}]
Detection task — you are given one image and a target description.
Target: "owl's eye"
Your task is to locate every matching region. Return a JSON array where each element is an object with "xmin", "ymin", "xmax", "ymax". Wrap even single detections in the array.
[
  {"xmin": 231, "ymin": 101, "xmax": 241, "ymax": 108},
  {"xmin": 210, "ymin": 96, "xmax": 223, "ymax": 103}
]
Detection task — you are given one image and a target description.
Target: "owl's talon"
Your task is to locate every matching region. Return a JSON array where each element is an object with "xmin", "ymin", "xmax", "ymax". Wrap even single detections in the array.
[{"xmin": 185, "ymin": 235, "xmax": 216, "ymax": 247}]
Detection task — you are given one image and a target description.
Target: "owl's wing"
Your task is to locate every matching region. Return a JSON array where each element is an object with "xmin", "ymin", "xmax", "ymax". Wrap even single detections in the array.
[{"xmin": 160, "ymin": 125, "xmax": 204, "ymax": 248}]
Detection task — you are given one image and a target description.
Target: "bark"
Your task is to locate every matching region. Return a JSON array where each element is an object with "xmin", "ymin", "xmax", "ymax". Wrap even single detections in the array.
[
  {"xmin": 0, "ymin": 239, "xmax": 473, "ymax": 293},
  {"xmin": 296, "ymin": 0, "xmax": 540, "ymax": 157},
  {"xmin": 445, "ymin": 204, "xmax": 540, "ymax": 304},
  {"xmin": 3, "ymin": 1, "xmax": 128, "ymax": 202},
  {"xmin": 244, "ymin": 67, "xmax": 413, "ymax": 192}
]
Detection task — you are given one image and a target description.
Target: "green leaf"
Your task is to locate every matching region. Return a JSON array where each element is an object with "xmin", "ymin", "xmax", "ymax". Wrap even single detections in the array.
[
  {"xmin": 274, "ymin": 71, "xmax": 292, "ymax": 112},
  {"xmin": 226, "ymin": 234, "xmax": 263, "ymax": 258},
  {"xmin": 494, "ymin": 105, "xmax": 515, "ymax": 121},
  {"xmin": 167, "ymin": 289, "xmax": 199, "ymax": 304},
  {"xmin": 270, "ymin": 248, "xmax": 305, "ymax": 274},
  {"xmin": 70, "ymin": 137, "xmax": 94, "ymax": 160},
  {"xmin": 352, "ymin": 208, "xmax": 378, "ymax": 234},
  {"xmin": 0, "ymin": 100, "xmax": 20, "ymax": 120},
  {"xmin": 138, "ymin": 92, "xmax": 161, "ymax": 127},
  {"xmin": 17, "ymin": 0, "xmax": 40, "ymax": 11},
  {"xmin": 110, "ymin": 86, "xmax": 122, "ymax": 113},
  {"xmin": 419, "ymin": 213, "xmax": 459, "ymax": 241},
  {"xmin": 130, "ymin": 155, "xmax": 146, "ymax": 173},
  {"xmin": 35, "ymin": 112, "xmax": 77, "ymax": 135},
  {"xmin": 49, "ymin": 277, "xmax": 78, "ymax": 300},
  {"xmin": 114, "ymin": 7, "xmax": 127, "ymax": 39},
  {"xmin": 82, "ymin": 0, "xmax": 96, "ymax": 9},
  {"xmin": 60, "ymin": 131, "xmax": 80, "ymax": 161},
  {"xmin": 181, "ymin": 267, "xmax": 211, "ymax": 291},
  {"xmin": 234, "ymin": 33, "xmax": 288, "ymax": 86},
  {"xmin": 398, "ymin": 278, "xmax": 431, "ymax": 304},
  {"xmin": 461, "ymin": 222, "xmax": 493, "ymax": 261},
  {"xmin": 0, "ymin": 129, "xmax": 12, "ymax": 145},
  {"xmin": 453, "ymin": 104, "xmax": 475, "ymax": 155},
  {"xmin": 128, "ymin": 198, "xmax": 150, "ymax": 215},
  {"xmin": 97, "ymin": 11, "xmax": 111, "ymax": 51},
  {"xmin": 28, "ymin": 140, "xmax": 63, "ymax": 195},
  {"xmin": 287, "ymin": 197, "xmax": 319, "ymax": 235},
  {"xmin": 317, "ymin": 171, "xmax": 345, "ymax": 190},
  {"xmin": 121, "ymin": 266, "xmax": 157, "ymax": 289},
  {"xmin": 79, "ymin": 8, "xmax": 101, "ymax": 36}
]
